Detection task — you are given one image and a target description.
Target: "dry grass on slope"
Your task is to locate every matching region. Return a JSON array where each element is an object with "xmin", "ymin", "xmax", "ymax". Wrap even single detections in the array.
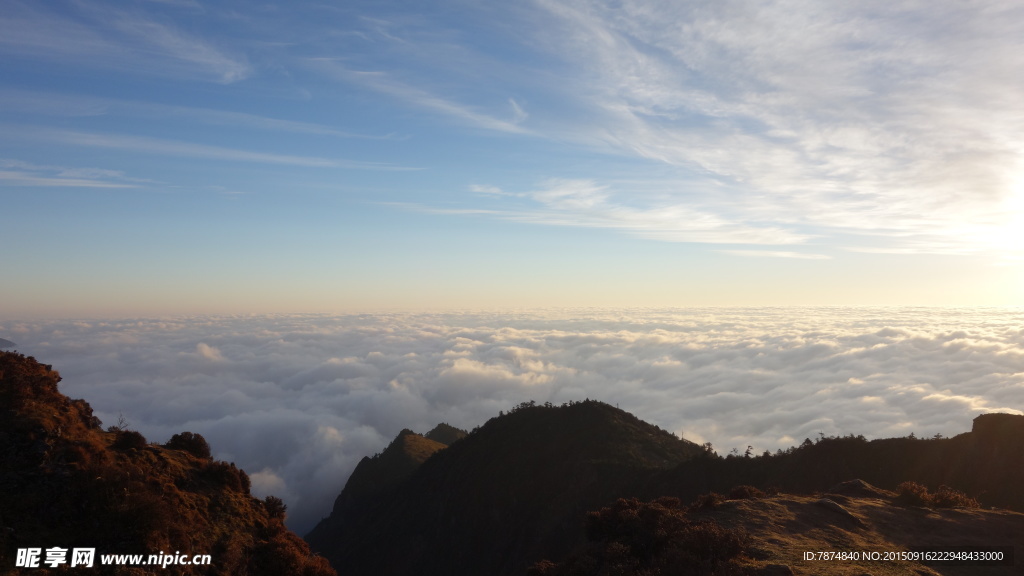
[
  {"xmin": 0, "ymin": 352, "xmax": 335, "ymax": 576},
  {"xmin": 696, "ymin": 481, "xmax": 1021, "ymax": 576}
]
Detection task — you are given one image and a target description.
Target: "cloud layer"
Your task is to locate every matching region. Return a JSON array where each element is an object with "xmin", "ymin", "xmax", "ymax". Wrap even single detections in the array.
[{"xmin": 3, "ymin": 308, "xmax": 1022, "ymax": 533}]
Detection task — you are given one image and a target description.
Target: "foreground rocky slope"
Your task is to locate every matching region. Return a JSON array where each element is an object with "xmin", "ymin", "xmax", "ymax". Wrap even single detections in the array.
[
  {"xmin": 0, "ymin": 351, "xmax": 334, "ymax": 576},
  {"xmin": 532, "ymin": 480, "xmax": 1023, "ymax": 576}
]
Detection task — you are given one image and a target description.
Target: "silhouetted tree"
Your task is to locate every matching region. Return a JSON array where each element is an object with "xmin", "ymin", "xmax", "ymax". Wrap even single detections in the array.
[
  {"xmin": 166, "ymin": 431, "xmax": 212, "ymax": 459},
  {"xmin": 264, "ymin": 495, "xmax": 287, "ymax": 520}
]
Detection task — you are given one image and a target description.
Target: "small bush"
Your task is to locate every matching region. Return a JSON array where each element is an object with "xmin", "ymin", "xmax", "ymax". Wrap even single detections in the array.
[
  {"xmin": 264, "ymin": 495, "xmax": 287, "ymax": 520},
  {"xmin": 896, "ymin": 481, "xmax": 979, "ymax": 508},
  {"xmin": 202, "ymin": 461, "xmax": 247, "ymax": 492},
  {"xmin": 691, "ymin": 492, "xmax": 725, "ymax": 511},
  {"xmin": 727, "ymin": 485, "xmax": 765, "ymax": 500},
  {"xmin": 675, "ymin": 520, "xmax": 747, "ymax": 565},
  {"xmin": 547, "ymin": 497, "xmax": 746, "ymax": 575},
  {"xmin": 895, "ymin": 481, "xmax": 930, "ymax": 506},
  {"xmin": 165, "ymin": 431, "xmax": 212, "ymax": 459},
  {"xmin": 113, "ymin": 430, "xmax": 147, "ymax": 450},
  {"xmin": 930, "ymin": 485, "xmax": 980, "ymax": 508}
]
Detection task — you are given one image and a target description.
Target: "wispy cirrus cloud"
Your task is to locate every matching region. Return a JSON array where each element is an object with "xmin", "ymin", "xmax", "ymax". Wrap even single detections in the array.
[
  {"xmin": 312, "ymin": 60, "xmax": 533, "ymax": 135},
  {"xmin": 0, "ymin": 171, "xmax": 136, "ymax": 189},
  {"xmin": 412, "ymin": 179, "xmax": 811, "ymax": 245},
  {"xmin": 509, "ymin": 179, "xmax": 810, "ymax": 245},
  {"xmin": 0, "ymin": 159, "xmax": 150, "ymax": 189},
  {"xmin": 419, "ymin": 0, "xmax": 1024, "ymax": 256},
  {"xmin": 0, "ymin": 1, "xmax": 250, "ymax": 83},
  {"xmin": 14, "ymin": 128, "xmax": 419, "ymax": 171},
  {"xmin": 102, "ymin": 10, "xmax": 250, "ymax": 83},
  {"xmin": 0, "ymin": 89, "xmax": 398, "ymax": 140}
]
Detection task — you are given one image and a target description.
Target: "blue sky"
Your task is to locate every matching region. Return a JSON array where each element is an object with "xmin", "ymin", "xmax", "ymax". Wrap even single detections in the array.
[{"xmin": 2, "ymin": 0, "xmax": 1023, "ymax": 316}]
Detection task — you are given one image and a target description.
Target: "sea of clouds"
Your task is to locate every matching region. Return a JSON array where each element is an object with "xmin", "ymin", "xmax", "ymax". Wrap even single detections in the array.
[{"xmin": 2, "ymin": 308, "xmax": 1023, "ymax": 534}]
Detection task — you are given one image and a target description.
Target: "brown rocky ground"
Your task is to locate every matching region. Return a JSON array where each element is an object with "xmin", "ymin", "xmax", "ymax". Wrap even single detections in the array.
[
  {"xmin": 699, "ymin": 481, "xmax": 1022, "ymax": 576},
  {"xmin": 0, "ymin": 351, "xmax": 335, "ymax": 575}
]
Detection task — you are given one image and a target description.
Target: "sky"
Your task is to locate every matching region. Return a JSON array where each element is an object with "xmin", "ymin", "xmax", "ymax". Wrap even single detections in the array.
[
  {"xmin": 4, "ymin": 309, "xmax": 1023, "ymax": 534},
  {"xmin": 2, "ymin": 0, "xmax": 1024, "ymax": 315}
]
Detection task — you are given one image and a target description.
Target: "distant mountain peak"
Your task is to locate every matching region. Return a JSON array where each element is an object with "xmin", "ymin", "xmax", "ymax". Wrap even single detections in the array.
[
  {"xmin": 0, "ymin": 338, "xmax": 15, "ymax": 349},
  {"xmin": 425, "ymin": 422, "xmax": 468, "ymax": 445}
]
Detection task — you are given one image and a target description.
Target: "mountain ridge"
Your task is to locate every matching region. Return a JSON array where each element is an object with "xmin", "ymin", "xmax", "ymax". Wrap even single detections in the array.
[
  {"xmin": 307, "ymin": 400, "xmax": 707, "ymax": 575},
  {"xmin": 308, "ymin": 400, "xmax": 1024, "ymax": 576}
]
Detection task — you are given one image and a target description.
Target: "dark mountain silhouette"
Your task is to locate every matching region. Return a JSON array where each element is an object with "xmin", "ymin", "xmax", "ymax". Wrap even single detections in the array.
[
  {"xmin": 308, "ymin": 400, "xmax": 1024, "ymax": 576},
  {"xmin": 306, "ymin": 423, "xmax": 468, "ymax": 559},
  {"xmin": 325, "ymin": 428, "xmax": 450, "ymax": 514},
  {"xmin": 424, "ymin": 422, "xmax": 467, "ymax": 446},
  {"xmin": 0, "ymin": 352, "xmax": 335, "ymax": 576},
  {"xmin": 640, "ymin": 412, "xmax": 1024, "ymax": 513},
  {"xmin": 0, "ymin": 339, "xmax": 14, "ymax": 350},
  {"xmin": 307, "ymin": 400, "xmax": 705, "ymax": 575}
]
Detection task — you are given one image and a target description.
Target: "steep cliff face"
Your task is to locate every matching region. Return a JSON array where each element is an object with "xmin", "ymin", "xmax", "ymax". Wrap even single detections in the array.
[
  {"xmin": 0, "ymin": 352, "xmax": 335, "ymax": 576},
  {"xmin": 346, "ymin": 431, "xmax": 449, "ymax": 498},
  {"xmin": 305, "ymin": 425, "xmax": 463, "ymax": 558}
]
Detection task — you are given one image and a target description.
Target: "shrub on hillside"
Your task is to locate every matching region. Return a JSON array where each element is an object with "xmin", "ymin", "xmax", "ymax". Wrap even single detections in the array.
[
  {"xmin": 727, "ymin": 485, "xmax": 765, "ymax": 500},
  {"xmin": 112, "ymin": 430, "xmax": 147, "ymax": 450},
  {"xmin": 930, "ymin": 485, "xmax": 981, "ymax": 508},
  {"xmin": 202, "ymin": 461, "xmax": 251, "ymax": 493},
  {"xmin": 691, "ymin": 492, "xmax": 726, "ymax": 511},
  {"xmin": 532, "ymin": 497, "xmax": 746, "ymax": 575},
  {"xmin": 165, "ymin": 431, "xmax": 212, "ymax": 459},
  {"xmin": 896, "ymin": 481, "xmax": 928, "ymax": 506},
  {"xmin": 264, "ymin": 495, "xmax": 287, "ymax": 520},
  {"xmin": 896, "ymin": 481, "xmax": 979, "ymax": 508}
]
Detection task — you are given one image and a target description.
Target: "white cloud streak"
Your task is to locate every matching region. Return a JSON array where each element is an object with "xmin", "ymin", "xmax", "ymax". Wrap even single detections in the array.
[
  {"xmin": 0, "ymin": 159, "xmax": 150, "ymax": 189},
  {"xmin": 434, "ymin": 0, "xmax": 1024, "ymax": 255},
  {"xmin": 15, "ymin": 129, "xmax": 418, "ymax": 171},
  {"xmin": 312, "ymin": 60, "xmax": 533, "ymax": 135},
  {"xmin": 418, "ymin": 179, "xmax": 812, "ymax": 244},
  {"xmin": 4, "ymin": 308, "xmax": 1022, "ymax": 534},
  {"xmin": 508, "ymin": 179, "xmax": 811, "ymax": 244},
  {"xmin": 0, "ymin": 1, "xmax": 250, "ymax": 83},
  {"xmin": 0, "ymin": 90, "xmax": 397, "ymax": 140}
]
